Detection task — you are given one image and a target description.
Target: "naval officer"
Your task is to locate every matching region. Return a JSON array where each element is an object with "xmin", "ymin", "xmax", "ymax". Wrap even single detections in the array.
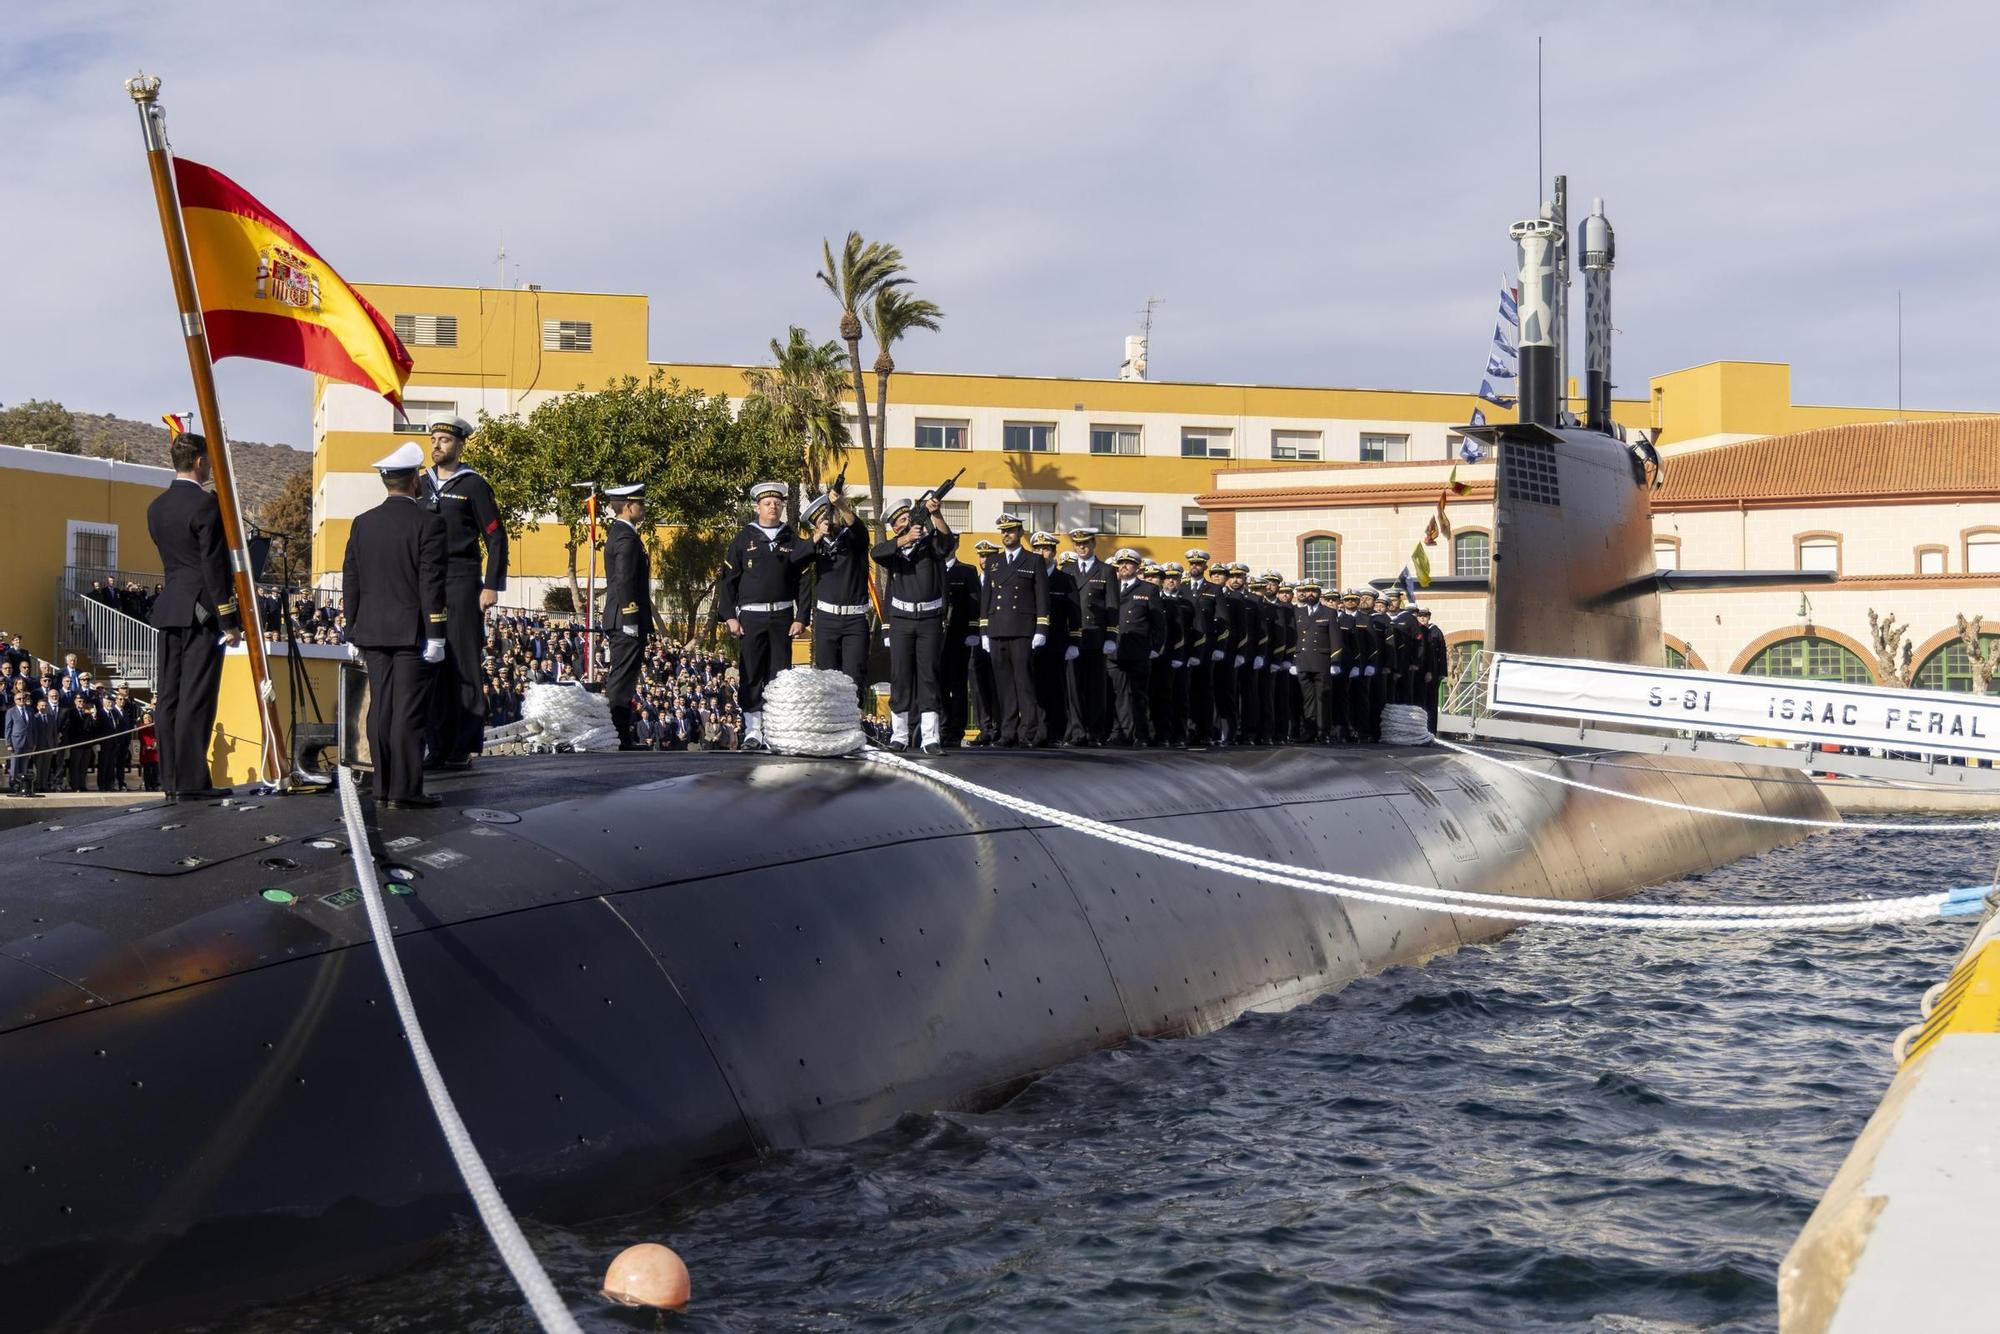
[
  {"xmin": 1063, "ymin": 526, "xmax": 1112, "ymax": 744},
  {"xmin": 342, "ymin": 442, "xmax": 448, "ymax": 807},
  {"xmin": 601, "ymin": 484, "xmax": 656, "ymax": 749},
  {"xmin": 979, "ymin": 514, "xmax": 1048, "ymax": 746},
  {"xmin": 419, "ymin": 416, "xmax": 508, "ymax": 771},
  {"xmin": 716, "ymin": 481, "xmax": 815, "ymax": 752},
  {"xmin": 146, "ymin": 428, "xmax": 241, "ymax": 801},
  {"xmin": 1104, "ymin": 548, "xmax": 1163, "ymax": 746},
  {"xmin": 1032, "ymin": 531, "xmax": 1077, "ymax": 743}
]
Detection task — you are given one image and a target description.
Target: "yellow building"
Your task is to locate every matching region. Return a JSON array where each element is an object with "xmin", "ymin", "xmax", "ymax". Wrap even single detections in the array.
[
  {"xmin": 0, "ymin": 443, "xmax": 169, "ymax": 660},
  {"xmin": 311, "ymin": 283, "xmax": 1988, "ymax": 608}
]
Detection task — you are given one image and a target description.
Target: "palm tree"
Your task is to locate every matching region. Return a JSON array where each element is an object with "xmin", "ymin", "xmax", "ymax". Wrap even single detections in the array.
[
  {"xmin": 817, "ymin": 232, "xmax": 905, "ymax": 512},
  {"xmin": 865, "ymin": 285, "xmax": 944, "ymax": 471},
  {"xmin": 741, "ymin": 327, "xmax": 852, "ymax": 511}
]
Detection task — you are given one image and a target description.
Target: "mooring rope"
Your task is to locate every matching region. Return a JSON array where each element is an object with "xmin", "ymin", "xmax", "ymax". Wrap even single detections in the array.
[{"xmin": 336, "ymin": 767, "xmax": 582, "ymax": 1333}]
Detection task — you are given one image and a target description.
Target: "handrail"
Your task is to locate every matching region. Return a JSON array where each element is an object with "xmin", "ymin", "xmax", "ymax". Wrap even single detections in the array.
[{"xmin": 55, "ymin": 580, "xmax": 159, "ymax": 687}]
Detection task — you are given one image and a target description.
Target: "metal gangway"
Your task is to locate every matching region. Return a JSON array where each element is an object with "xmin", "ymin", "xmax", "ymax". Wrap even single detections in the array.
[{"xmin": 55, "ymin": 565, "xmax": 160, "ymax": 691}]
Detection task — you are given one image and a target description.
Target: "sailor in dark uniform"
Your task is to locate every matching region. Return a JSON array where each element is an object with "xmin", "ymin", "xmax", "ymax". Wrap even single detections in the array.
[
  {"xmin": 716, "ymin": 481, "xmax": 814, "ymax": 752},
  {"xmin": 978, "ymin": 514, "xmax": 1048, "ymax": 747},
  {"xmin": 940, "ymin": 532, "xmax": 981, "ymax": 749},
  {"xmin": 1389, "ymin": 589, "xmax": 1425, "ymax": 707},
  {"xmin": 1031, "ymin": 532, "xmax": 1075, "ymax": 744},
  {"xmin": 601, "ymin": 484, "xmax": 655, "ymax": 750},
  {"xmin": 1341, "ymin": 590, "xmax": 1374, "ymax": 742},
  {"xmin": 965, "ymin": 539, "xmax": 1001, "ymax": 745},
  {"xmin": 1362, "ymin": 588, "xmax": 1393, "ymax": 742},
  {"xmin": 1157, "ymin": 563, "xmax": 1194, "ymax": 747},
  {"xmin": 419, "ymin": 416, "xmax": 507, "ymax": 771},
  {"xmin": 1104, "ymin": 548, "xmax": 1163, "ymax": 746},
  {"xmin": 342, "ymin": 442, "xmax": 448, "ymax": 807},
  {"xmin": 1063, "ymin": 527, "xmax": 1112, "ymax": 745},
  {"xmin": 145, "ymin": 429, "xmax": 242, "ymax": 801},
  {"xmin": 1292, "ymin": 580, "xmax": 1341, "ymax": 744},
  {"xmin": 1228, "ymin": 565, "xmax": 1265, "ymax": 744},
  {"xmin": 1264, "ymin": 574, "xmax": 1294, "ymax": 743},
  {"xmin": 804, "ymin": 485, "xmax": 870, "ymax": 705},
  {"xmin": 1416, "ymin": 605, "xmax": 1448, "ymax": 733},
  {"xmin": 1181, "ymin": 550, "xmax": 1219, "ymax": 747},
  {"xmin": 1212, "ymin": 562, "xmax": 1246, "ymax": 744},
  {"xmin": 871, "ymin": 495, "xmax": 952, "ymax": 753}
]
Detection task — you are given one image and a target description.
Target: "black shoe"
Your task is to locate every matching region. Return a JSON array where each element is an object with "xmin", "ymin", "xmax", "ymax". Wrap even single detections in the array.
[
  {"xmin": 968, "ymin": 735, "xmax": 994, "ymax": 748},
  {"xmin": 921, "ymin": 741, "xmax": 943, "ymax": 756},
  {"xmin": 889, "ymin": 739, "xmax": 908, "ymax": 752},
  {"xmin": 740, "ymin": 736, "xmax": 770, "ymax": 753},
  {"xmin": 176, "ymin": 787, "xmax": 233, "ymax": 801},
  {"xmin": 385, "ymin": 794, "xmax": 444, "ymax": 809}
]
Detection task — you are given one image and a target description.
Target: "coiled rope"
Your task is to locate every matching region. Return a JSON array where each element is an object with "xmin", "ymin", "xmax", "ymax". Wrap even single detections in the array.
[
  {"xmin": 336, "ymin": 767, "xmax": 582, "ymax": 1333},
  {"xmin": 1433, "ymin": 735, "xmax": 2000, "ymax": 834},
  {"xmin": 761, "ymin": 667, "xmax": 867, "ymax": 756}
]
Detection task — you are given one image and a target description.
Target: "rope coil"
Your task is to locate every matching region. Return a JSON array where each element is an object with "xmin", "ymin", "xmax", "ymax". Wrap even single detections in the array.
[{"xmin": 762, "ymin": 667, "xmax": 867, "ymax": 756}]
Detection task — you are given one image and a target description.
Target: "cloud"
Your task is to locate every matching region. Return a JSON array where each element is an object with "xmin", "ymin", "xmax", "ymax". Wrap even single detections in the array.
[{"xmin": 0, "ymin": 0, "xmax": 1994, "ymax": 446}]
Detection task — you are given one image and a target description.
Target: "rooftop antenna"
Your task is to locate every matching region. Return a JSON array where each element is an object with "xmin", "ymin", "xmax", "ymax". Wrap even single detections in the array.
[
  {"xmin": 1536, "ymin": 37, "xmax": 1544, "ymax": 201},
  {"xmin": 1121, "ymin": 297, "xmax": 1163, "ymax": 381},
  {"xmin": 1897, "ymin": 289, "xmax": 1904, "ymax": 419},
  {"xmin": 496, "ymin": 232, "xmax": 507, "ymax": 289}
]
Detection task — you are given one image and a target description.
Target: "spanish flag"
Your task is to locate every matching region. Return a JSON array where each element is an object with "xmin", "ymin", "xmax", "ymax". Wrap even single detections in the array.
[{"xmin": 176, "ymin": 160, "xmax": 412, "ymax": 403}]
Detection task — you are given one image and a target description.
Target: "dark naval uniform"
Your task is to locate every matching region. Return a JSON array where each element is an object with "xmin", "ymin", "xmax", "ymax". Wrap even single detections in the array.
[
  {"xmin": 1154, "ymin": 585, "xmax": 1192, "ymax": 747},
  {"xmin": 716, "ymin": 522, "xmax": 814, "ymax": 718},
  {"xmin": 420, "ymin": 465, "xmax": 507, "ymax": 764},
  {"xmin": 980, "ymin": 546, "xmax": 1049, "ymax": 746},
  {"xmin": 942, "ymin": 556, "xmax": 982, "ymax": 747},
  {"xmin": 1236, "ymin": 592, "xmax": 1267, "ymax": 744},
  {"xmin": 1037, "ymin": 558, "xmax": 1077, "ymax": 742},
  {"xmin": 1421, "ymin": 619, "xmax": 1448, "ymax": 732},
  {"xmin": 1368, "ymin": 603, "xmax": 1395, "ymax": 740},
  {"xmin": 146, "ymin": 476, "xmax": 241, "ymax": 795},
  {"xmin": 809, "ymin": 515, "xmax": 873, "ymax": 701},
  {"xmin": 1392, "ymin": 607, "xmax": 1425, "ymax": 707},
  {"xmin": 872, "ymin": 523, "xmax": 952, "ymax": 728},
  {"xmin": 1212, "ymin": 580, "xmax": 1245, "ymax": 742},
  {"xmin": 342, "ymin": 495, "xmax": 447, "ymax": 802},
  {"xmin": 1184, "ymin": 571, "xmax": 1220, "ymax": 744},
  {"xmin": 1294, "ymin": 599, "xmax": 1342, "ymax": 743},
  {"xmin": 1105, "ymin": 574, "xmax": 1164, "ymax": 744},
  {"xmin": 603, "ymin": 517, "xmax": 656, "ymax": 749},
  {"xmin": 1065, "ymin": 554, "xmax": 1112, "ymax": 744}
]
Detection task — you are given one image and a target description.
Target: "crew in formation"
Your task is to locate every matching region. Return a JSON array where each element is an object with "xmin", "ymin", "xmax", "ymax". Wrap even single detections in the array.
[{"xmin": 735, "ymin": 480, "xmax": 1452, "ymax": 752}]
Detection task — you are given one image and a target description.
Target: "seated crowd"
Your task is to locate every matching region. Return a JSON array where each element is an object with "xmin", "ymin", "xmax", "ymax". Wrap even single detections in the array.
[{"xmin": 480, "ymin": 611, "xmax": 745, "ymax": 750}]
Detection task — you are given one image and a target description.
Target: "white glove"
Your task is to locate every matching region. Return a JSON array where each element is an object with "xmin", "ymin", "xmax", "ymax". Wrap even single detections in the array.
[
  {"xmin": 1365, "ymin": 665, "xmax": 1377, "ymax": 677},
  {"xmin": 981, "ymin": 635, "xmax": 992, "ymax": 653},
  {"xmin": 1212, "ymin": 649, "xmax": 1224, "ymax": 662},
  {"xmin": 883, "ymin": 634, "xmax": 893, "ymax": 647},
  {"xmin": 1350, "ymin": 666, "xmax": 1362, "ymax": 677},
  {"xmin": 1254, "ymin": 656, "xmax": 1265, "ymax": 670},
  {"xmin": 1288, "ymin": 664, "xmax": 1299, "ymax": 677},
  {"xmin": 423, "ymin": 639, "xmax": 446, "ymax": 665},
  {"xmin": 965, "ymin": 635, "xmax": 981, "ymax": 648},
  {"xmin": 1103, "ymin": 638, "xmax": 1118, "ymax": 654},
  {"xmin": 346, "ymin": 642, "xmax": 363, "ymax": 664},
  {"xmin": 1170, "ymin": 659, "xmax": 1183, "ymax": 669},
  {"xmin": 1064, "ymin": 645, "xmax": 1080, "ymax": 662},
  {"xmin": 1032, "ymin": 633, "xmax": 1047, "ymax": 650},
  {"xmin": 1149, "ymin": 649, "xmax": 1160, "ymax": 660},
  {"xmin": 621, "ymin": 624, "xmax": 639, "ymax": 637},
  {"xmin": 1234, "ymin": 654, "xmax": 1246, "ymax": 667}
]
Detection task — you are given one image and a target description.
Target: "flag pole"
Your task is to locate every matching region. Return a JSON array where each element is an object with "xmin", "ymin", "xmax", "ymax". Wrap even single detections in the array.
[{"xmin": 125, "ymin": 74, "xmax": 289, "ymax": 789}]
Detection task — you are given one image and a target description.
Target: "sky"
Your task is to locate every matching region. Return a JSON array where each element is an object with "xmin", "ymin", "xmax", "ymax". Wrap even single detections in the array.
[{"xmin": 1, "ymin": 0, "xmax": 1995, "ymax": 447}]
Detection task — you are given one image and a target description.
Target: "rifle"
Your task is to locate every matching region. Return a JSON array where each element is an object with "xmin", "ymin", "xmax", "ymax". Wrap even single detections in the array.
[
  {"xmin": 912, "ymin": 467, "xmax": 966, "ymax": 532},
  {"xmin": 798, "ymin": 467, "xmax": 850, "ymax": 534}
]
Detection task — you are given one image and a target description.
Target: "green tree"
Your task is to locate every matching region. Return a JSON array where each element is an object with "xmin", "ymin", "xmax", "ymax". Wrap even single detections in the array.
[
  {"xmin": 865, "ymin": 285, "xmax": 943, "ymax": 469},
  {"xmin": 817, "ymin": 232, "xmax": 905, "ymax": 512},
  {"xmin": 0, "ymin": 399, "xmax": 79, "ymax": 454},
  {"xmin": 740, "ymin": 326, "xmax": 852, "ymax": 520},
  {"xmin": 256, "ymin": 467, "xmax": 314, "ymax": 587}
]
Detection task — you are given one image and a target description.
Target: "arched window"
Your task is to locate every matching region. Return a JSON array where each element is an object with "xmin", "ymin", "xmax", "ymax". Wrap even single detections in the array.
[
  {"xmin": 1453, "ymin": 531, "xmax": 1490, "ymax": 577},
  {"xmin": 1302, "ymin": 535, "xmax": 1338, "ymax": 588},
  {"xmin": 1665, "ymin": 643, "xmax": 1691, "ymax": 669},
  {"xmin": 1913, "ymin": 635, "xmax": 2000, "ymax": 694},
  {"xmin": 1742, "ymin": 636, "xmax": 1871, "ymax": 684}
]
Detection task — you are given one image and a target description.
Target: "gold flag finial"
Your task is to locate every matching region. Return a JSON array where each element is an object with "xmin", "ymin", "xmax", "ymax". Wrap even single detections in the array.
[{"xmin": 125, "ymin": 72, "xmax": 161, "ymax": 102}]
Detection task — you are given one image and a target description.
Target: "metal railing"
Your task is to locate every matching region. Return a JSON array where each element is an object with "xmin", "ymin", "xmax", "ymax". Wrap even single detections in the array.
[
  {"xmin": 56, "ymin": 567, "xmax": 159, "ymax": 689},
  {"xmin": 1441, "ymin": 647, "xmax": 1488, "ymax": 722}
]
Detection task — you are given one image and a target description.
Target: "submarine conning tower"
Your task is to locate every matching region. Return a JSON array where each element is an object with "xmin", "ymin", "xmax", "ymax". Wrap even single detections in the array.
[{"xmin": 1487, "ymin": 188, "xmax": 1659, "ymax": 668}]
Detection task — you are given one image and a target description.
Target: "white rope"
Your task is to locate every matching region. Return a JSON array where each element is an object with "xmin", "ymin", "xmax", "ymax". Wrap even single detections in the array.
[
  {"xmin": 336, "ymin": 767, "xmax": 582, "ymax": 1333},
  {"xmin": 762, "ymin": 666, "xmax": 867, "ymax": 756},
  {"xmin": 1379, "ymin": 703, "xmax": 1434, "ymax": 746},
  {"xmin": 520, "ymin": 682, "xmax": 615, "ymax": 753},
  {"xmin": 858, "ymin": 750, "xmax": 1977, "ymax": 929},
  {"xmin": 1435, "ymin": 735, "xmax": 2000, "ymax": 833}
]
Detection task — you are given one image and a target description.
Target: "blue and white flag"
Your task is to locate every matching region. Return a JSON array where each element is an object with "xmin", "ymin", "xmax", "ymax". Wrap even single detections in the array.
[
  {"xmin": 1459, "ymin": 409, "xmax": 1488, "ymax": 462},
  {"xmin": 1498, "ymin": 277, "xmax": 1519, "ymax": 331},
  {"xmin": 1477, "ymin": 379, "xmax": 1516, "ymax": 409},
  {"xmin": 1400, "ymin": 564, "xmax": 1422, "ymax": 598},
  {"xmin": 1484, "ymin": 333, "xmax": 1518, "ymax": 380}
]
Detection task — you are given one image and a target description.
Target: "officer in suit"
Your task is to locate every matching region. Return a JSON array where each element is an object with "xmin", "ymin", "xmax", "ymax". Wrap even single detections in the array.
[
  {"xmin": 1417, "ymin": 606, "xmax": 1448, "ymax": 733},
  {"xmin": 342, "ymin": 442, "xmax": 449, "ymax": 808},
  {"xmin": 420, "ymin": 417, "xmax": 508, "ymax": 770},
  {"xmin": 146, "ymin": 430, "xmax": 242, "ymax": 801},
  {"xmin": 871, "ymin": 494, "xmax": 952, "ymax": 753},
  {"xmin": 978, "ymin": 514, "xmax": 1048, "ymax": 746},
  {"xmin": 940, "ymin": 531, "xmax": 981, "ymax": 749},
  {"xmin": 1031, "ymin": 532, "xmax": 1076, "ymax": 744},
  {"xmin": 1292, "ymin": 581, "xmax": 1341, "ymax": 743},
  {"xmin": 601, "ymin": 484, "xmax": 656, "ymax": 749},
  {"xmin": 804, "ymin": 486, "xmax": 871, "ymax": 705},
  {"xmin": 6, "ymin": 687, "xmax": 38, "ymax": 797},
  {"xmin": 1063, "ymin": 527, "xmax": 1112, "ymax": 745},
  {"xmin": 965, "ymin": 539, "xmax": 1001, "ymax": 745},
  {"xmin": 716, "ymin": 481, "xmax": 814, "ymax": 752},
  {"xmin": 1104, "ymin": 548, "xmax": 1164, "ymax": 745}
]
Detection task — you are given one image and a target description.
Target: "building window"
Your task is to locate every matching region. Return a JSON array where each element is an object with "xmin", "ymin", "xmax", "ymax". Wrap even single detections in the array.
[
  {"xmin": 1360, "ymin": 432, "xmax": 1409, "ymax": 462},
  {"xmin": 1089, "ymin": 425, "xmax": 1141, "ymax": 456},
  {"xmin": 1271, "ymin": 430, "xmax": 1322, "ymax": 461},
  {"xmin": 1665, "ymin": 642, "xmax": 1691, "ymax": 670},
  {"xmin": 1967, "ymin": 529, "xmax": 2000, "ymax": 574},
  {"xmin": 1003, "ymin": 422, "xmax": 1055, "ymax": 453},
  {"xmin": 1090, "ymin": 504, "xmax": 1144, "ymax": 536},
  {"xmin": 1654, "ymin": 537, "xmax": 1681, "ymax": 570},
  {"xmin": 66, "ymin": 520, "xmax": 118, "ymax": 575},
  {"xmin": 915, "ymin": 419, "xmax": 968, "ymax": 450},
  {"xmin": 394, "ymin": 398, "xmax": 460, "ymax": 433},
  {"xmin": 1796, "ymin": 534, "xmax": 1841, "ymax": 573},
  {"xmin": 1743, "ymin": 636, "xmax": 1872, "ymax": 685},
  {"xmin": 1180, "ymin": 428, "xmax": 1232, "ymax": 459},
  {"xmin": 1453, "ymin": 531, "xmax": 1490, "ymax": 577},
  {"xmin": 1302, "ymin": 535, "xmax": 1338, "ymax": 587},
  {"xmin": 541, "ymin": 319, "xmax": 593, "ymax": 352},
  {"xmin": 1019, "ymin": 502, "xmax": 1058, "ymax": 534},
  {"xmin": 392, "ymin": 313, "xmax": 458, "ymax": 347},
  {"xmin": 1182, "ymin": 508, "xmax": 1208, "ymax": 538},
  {"xmin": 1917, "ymin": 546, "xmax": 1947, "ymax": 574},
  {"xmin": 1914, "ymin": 636, "xmax": 2000, "ymax": 694},
  {"xmin": 940, "ymin": 499, "xmax": 972, "ymax": 530}
]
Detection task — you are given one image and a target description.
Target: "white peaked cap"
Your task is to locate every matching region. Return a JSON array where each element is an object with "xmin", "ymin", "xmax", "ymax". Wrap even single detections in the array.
[{"xmin": 373, "ymin": 442, "xmax": 426, "ymax": 472}]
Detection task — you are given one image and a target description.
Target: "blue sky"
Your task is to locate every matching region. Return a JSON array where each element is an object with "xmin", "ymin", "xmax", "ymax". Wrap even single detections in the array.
[{"xmin": 1, "ymin": 0, "xmax": 1994, "ymax": 446}]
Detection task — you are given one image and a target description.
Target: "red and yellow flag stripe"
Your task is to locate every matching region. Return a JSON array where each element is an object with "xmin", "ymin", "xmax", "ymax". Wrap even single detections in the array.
[{"xmin": 176, "ymin": 159, "xmax": 412, "ymax": 403}]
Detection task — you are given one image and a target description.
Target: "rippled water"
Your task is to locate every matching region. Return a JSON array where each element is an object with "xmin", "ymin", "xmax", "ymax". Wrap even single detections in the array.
[{"xmin": 219, "ymin": 823, "xmax": 1981, "ymax": 1332}]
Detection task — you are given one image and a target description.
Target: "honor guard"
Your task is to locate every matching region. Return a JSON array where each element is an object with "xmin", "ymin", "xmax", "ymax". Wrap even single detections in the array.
[
  {"xmin": 1212, "ymin": 562, "xmax": 1248, "ymax": 744},
  {"xmin": 1389, "ymin": 589, "xmax": 1425, "ymax": 707},
  {"xmin": 940, "ymin": 532, "xmax": 981, "ymax": 749},
  {"xmin": 966, "ymin": 539, "xmax": 1002, "ymax": 745},
  {"xmin": 419, "ymin": 416, "xmax": 508, "ymax": 770},
  {"xmin": 1292, "ymin": 581, "xmax": 1342, "ymax": 743},
  {"xmin": 1104, "ymin": 548, "xmax": 1164, "ymax": 745},
  {"xmin": 1031, "ymin": 532, "xmax": 1076, "ymax": 743},
  {"xmin": 1226, "ymin": 565, "xmax": 1263, "ymax": 744},
  {"xmin": 716, "ymin": 481, "xmax": 815, "ymax": 752},
  {"xmin": 342, "ymin": 443, "xmax": 448, "ymax": 807},
  {"xmin": 1261, "ymin": 573, "xmax": 1293, "ymax": 743},
  {"xmin": 1157, "ymin": 563, "xmax": 1194, "ymax": 747},
  {"xmin": 1063, "ymin": 527, "xmax": 1113, "ymax": 744},
  {"xmin": 601, "ymin": 484, "xmax": 655, "ymax": 749},
  {"xmin": 978, "ymin": 514, "xmax": 1049, "ymax": 746},
  {"xmin": 871, "ymin": 495, "xmax": 953, "ymax": 753},
  {"xmin": 803, "ymin": 485, "xmax": 870, "ymax": 704},
  {"xmin": 1416, "ymin": 605, "xmax": 1448, "ymax": 732},
  {"xmin": 145, "ymin": 429, "xmax": 242, "ymax": 801},
  {"xmin": 1181, "ymin": 550, "xmax": 1220, "ymax": 747}
]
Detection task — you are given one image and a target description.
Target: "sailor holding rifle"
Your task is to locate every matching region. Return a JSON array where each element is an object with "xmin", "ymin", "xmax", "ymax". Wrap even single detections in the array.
[{"xmin": 716, "ymin": 481, "xmax": 815, "ymax": 752}]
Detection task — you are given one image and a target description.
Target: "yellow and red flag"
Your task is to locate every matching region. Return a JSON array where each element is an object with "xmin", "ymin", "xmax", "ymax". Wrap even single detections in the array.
[{"xmin": 175, "ymin": 159, "xmax": 412, "ymax": 403}]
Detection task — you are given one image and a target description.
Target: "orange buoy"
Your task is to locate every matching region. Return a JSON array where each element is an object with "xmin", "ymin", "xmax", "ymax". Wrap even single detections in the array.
[{"xmin": 601, "ymin": 1242, "xmax": 690, "ymax": 1311}]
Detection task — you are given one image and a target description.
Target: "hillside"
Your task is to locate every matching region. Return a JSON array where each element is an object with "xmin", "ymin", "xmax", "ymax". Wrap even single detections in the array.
[{"xmin": 70, "ymin": 412, "xmax": 310, "ymax": 517}]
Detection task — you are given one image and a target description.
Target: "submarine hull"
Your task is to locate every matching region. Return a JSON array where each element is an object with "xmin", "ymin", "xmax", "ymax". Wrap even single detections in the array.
[{"xmin": 0, "ymin": 743, "xmax": 1830, "ymax": 1329}]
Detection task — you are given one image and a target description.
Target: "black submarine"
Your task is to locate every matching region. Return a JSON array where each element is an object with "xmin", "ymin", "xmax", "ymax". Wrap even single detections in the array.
[{"xmin": 0, "ymin": 188, "xmax": 1835, "ymax": 1330}]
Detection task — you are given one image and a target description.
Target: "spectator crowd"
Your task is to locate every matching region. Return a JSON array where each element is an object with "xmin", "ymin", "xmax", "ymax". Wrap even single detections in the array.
[{"xmin": 2, "ymin": 631, "xmax": 157, "ymax": 797}]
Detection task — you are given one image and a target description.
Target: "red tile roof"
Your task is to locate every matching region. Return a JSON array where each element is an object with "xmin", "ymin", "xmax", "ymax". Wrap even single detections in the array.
[{"xmin": 1660, "ymin": 418, "xmax": 2000, "ymax": 506}]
